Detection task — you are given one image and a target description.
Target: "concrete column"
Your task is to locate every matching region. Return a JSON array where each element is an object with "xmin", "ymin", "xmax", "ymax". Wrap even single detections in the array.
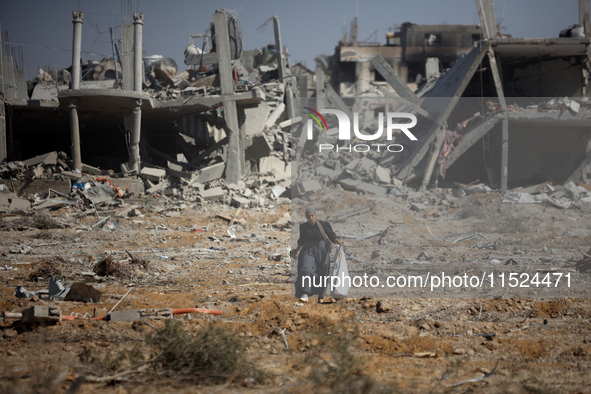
[
  {"xmin": 0, "ymin": 20, "xmax": 6, "ymax": 163},
  {"xmin": 214, "ymin": 9, "xmax": 242, "ymax": 185},
  {"xmin": 315, "ymin": 68, "xmax": 324, "ymax": 110},
  {"xmin": 129, "ymin": 100, "xmax": 142, "ymax": 171},
  {"xmin": 273, "ymin": 16, "xmax": 285, "ymax": 82},
  {"xmin": 580, "ymin": 0, "xmax": 591, "ymax": 37},
  {"xmin": 71, "ymin": 11, "xmax": 83, "ymax": 89},
  {"xmin": 355, "ymin": 60, "xmax": 370, "ymax": 94},
  {"xmin": 68, "ymin": 99, "xmax": 81, "ymax": 172},
  {"xmin": 133, "ymin": 13, "xmax": 144, "ymax": 92}
]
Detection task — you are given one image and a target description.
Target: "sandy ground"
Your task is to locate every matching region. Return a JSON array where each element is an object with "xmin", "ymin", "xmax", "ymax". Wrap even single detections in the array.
[{"xmin": 1, "ymin": 189, "xmax": 590, "ymax": 393}]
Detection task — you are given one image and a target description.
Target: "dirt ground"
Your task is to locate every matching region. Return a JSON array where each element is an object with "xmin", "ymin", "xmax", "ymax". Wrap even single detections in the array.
[{"xmin": 1, "ymin": 188, "xmax": 591, "ymax": 393}]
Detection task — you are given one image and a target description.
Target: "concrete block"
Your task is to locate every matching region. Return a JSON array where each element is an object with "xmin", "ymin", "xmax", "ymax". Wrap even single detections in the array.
[
  {"xmin": 410, "ymin": 202, "xmax": 428, "ymax": 211},
  {"xmin": 23, "ymin": 151, "xmax": 58, "ymax": 168},
  {"xmin": 162, "ymin": 188, "xmax": 179, "ymax": 196},
  {"xmin": 199, "ymin": 187, "xmax": 225, "ymax": 201},
  {"xmin": 259, "ymin": 156, "xmax": 290, "ymax": 178},
  {"xmin": 140, "ymin": 167, "xmax": 167, "ymax": 182},
  {"xmin": 21, "ymin": 305, "xmax": 61, "ymax": 324},
  {"xmin": 232, "ymin": 196, "xmax": 250, "ymax": 208},
  {"xmin": 271, "ymin": 185, "xmax": 287, "ymax": 198},
  {"xmin": 356, "ymin": 182, "xmax": 388, "ymax": 195},
  {"xmin": 31, "ymin": 166, "xmax": 45, "ymax": 179},
  {"xmin": 106, "ymin": 310, "xmax": 141, "ymax": 322},
  {"xmin": 375, "ymin": 166, "xmax": 391, "ymax": 183},
  {"xmin": 167, "ymin": 161, "xmax": 184, "ymax": 172},
  {"xmin": 2, "ymin": 194, "xmax": 31, "ymax": 213},
  {"xmin": 65, "ymin": 282, "xmax": 102, "ymax": 303},
  {"xmin": 245, "ymin": 134, "xmax": 272, "ymax": 161},
  {"xmin": 195, "ymin": 162, "xmax": 225, "ymax": 183},
  {"xmin": 338, "ymin": 178, "xmax": 362, "ymax": 191}
]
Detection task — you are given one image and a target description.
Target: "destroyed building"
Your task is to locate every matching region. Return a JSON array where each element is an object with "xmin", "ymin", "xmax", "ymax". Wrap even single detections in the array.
[
  {"xmin": 331, "ymin": 18, "xmax": 483, "ymax": 97},
  {"xmin": 0, "ymin": 9, "xmax": 298, "ymax": 210},
  {"xmin": 295, "ymin": 0, "xmax": 591, "ymax": 197}
]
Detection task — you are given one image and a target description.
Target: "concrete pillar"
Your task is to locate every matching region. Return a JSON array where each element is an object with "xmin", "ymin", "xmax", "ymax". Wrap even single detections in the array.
[
  {"xmin": 273, "ymin": 16, "xmax": 296, "ymax": 119},
  {"xmin": 121, "ymin": 22, "xmax": 134, "ymax": 90},
  {"xmin": 133, "ymin": 13, "xmax": 144, "ymax": 92},
  {"xmin": 68, "ymin": 99, "xmax": 81, "ymax": 172},
  {"xmin": 0, "ymin": 20, "xmax": 6, "ymax": 163},
  {"xmin": 273, "ymin": 16, "xmax": 285, "ymax": 82},
  {"xmin": 71, "ymin": 11, "xmax": 83, "ymax": 89},
  {"xmin": 315, "ymin": 68, "xmax": 324, "ymax": 110},
  {"xmin": 69, "ymin": 11, "xmax": 83, "ymax": 171},
  {"xmin": 214, "ymin": 9, "xmax": 242, "ymax": 185},
  {"xmin": 355, "ymin": 60, "xmax": 370, "ymax": 94},
  {"xmin": 129, "ymin": 100, "xmax": 142, "ymax": 171},
  {"xmin": 580, "ymin": 0, "xmax": 591, "ymax": 37}
]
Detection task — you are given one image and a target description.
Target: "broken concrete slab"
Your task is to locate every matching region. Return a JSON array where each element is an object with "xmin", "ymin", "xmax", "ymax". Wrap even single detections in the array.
[
  {"xmin": 15, "ymin": 285, "xmax": 38, "ymax": 298},
  {"xmin": 49, "ymin": 276, "xmax": 70, "ymax": 300},
  {"xmin": 23, "ymin": 151, "xmax": 58, "ymax": 168},
  {"xmin": 264, "ymin": 102, "xmax": 286, "ymax": 129},
  {"xmin": 375, "ymin": 166, "xmax": 391, "ymax": 184},
  {"xmin": 64, "ymin": 282, "xmax": 102, "ymax": 303},
  {"xmin": 0, "ymin": 192, "xmax": 31, "ymax": 213},
  {"xmin": 259, "ymin": 156, "xmax": 290, "ymax": 178},
  {"xmin": 140, "ymin": 167, "xmax": 167, "ymax": 182},
  {"xmin": 231, "ymin": 196, "xmax": 250, "ymax": 208},
  {"xmin": 0, "ymin": 178, "xmax": 71, "ymax": 197},
  {"xmin": 243, "ymin": 102, "xmax": 272, "ymax": 137},
  {"xmin": 199, "ymin": 187, "xmax": 225, "ymax": 201},
  {"xmin": 83, "ymin": 183, "xmax": 118, "ymax": 205},
  {"xmin": 338, "ymin": 178, "xmax": 362, "ymax": 192},
  {"xmin": 195, "ymin": 162, "xmax": 225, "ymax": 183}
]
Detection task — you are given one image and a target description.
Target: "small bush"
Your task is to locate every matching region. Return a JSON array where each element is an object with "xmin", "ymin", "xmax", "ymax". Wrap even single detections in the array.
[{"xmin": 147, "ymin": 320, "xmax": 263, "ymax": 385}]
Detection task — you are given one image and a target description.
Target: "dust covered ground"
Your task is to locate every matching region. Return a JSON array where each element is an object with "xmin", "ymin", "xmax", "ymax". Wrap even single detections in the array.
[{"xmin": 1, "ymin": 189, "xmax": 591, "ymax": 393}]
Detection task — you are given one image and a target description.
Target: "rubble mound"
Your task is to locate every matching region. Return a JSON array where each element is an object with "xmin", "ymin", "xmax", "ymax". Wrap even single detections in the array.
[
  {"xmin": 27, "ymin": 261, "xmax": 63, "ymax": 281},
  {"xmin": 93, "ymin": 256, "xmax": 130, "ymax": 278}
]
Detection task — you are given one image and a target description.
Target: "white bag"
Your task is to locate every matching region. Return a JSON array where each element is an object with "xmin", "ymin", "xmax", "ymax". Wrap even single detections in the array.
[{"xmin": 330, "ymin": 245, "xmax": 349, "ymax": 299}]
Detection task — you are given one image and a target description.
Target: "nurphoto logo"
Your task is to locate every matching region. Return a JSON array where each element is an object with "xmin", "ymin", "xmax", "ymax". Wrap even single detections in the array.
[{"xmin": 302, "ymin": 107, "xmax": 418, "ymax": 153}]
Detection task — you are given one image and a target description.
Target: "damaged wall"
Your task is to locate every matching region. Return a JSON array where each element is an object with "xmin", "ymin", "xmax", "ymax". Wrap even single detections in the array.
[{"xmin": 504, "ymin": 57, "xmax": 585, "ymax": 97}]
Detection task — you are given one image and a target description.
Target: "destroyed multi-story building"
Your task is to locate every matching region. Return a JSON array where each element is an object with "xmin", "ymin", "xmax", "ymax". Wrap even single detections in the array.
[
  {"xmin": 299, "ymin": 0, "xmax": 591, "ymax": 195},
  {"xmin": 0, "ymin": 9, "xmax": 298, "ymax": 206},
  {"xmin": 331, "ymin": 19, "xmax": 483, "ymax": 97}
]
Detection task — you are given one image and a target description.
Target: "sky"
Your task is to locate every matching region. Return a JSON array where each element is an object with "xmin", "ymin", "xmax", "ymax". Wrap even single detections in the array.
[{"xmin": 0, "ymin": 0, "xmax": 581, "ymax": 80}]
